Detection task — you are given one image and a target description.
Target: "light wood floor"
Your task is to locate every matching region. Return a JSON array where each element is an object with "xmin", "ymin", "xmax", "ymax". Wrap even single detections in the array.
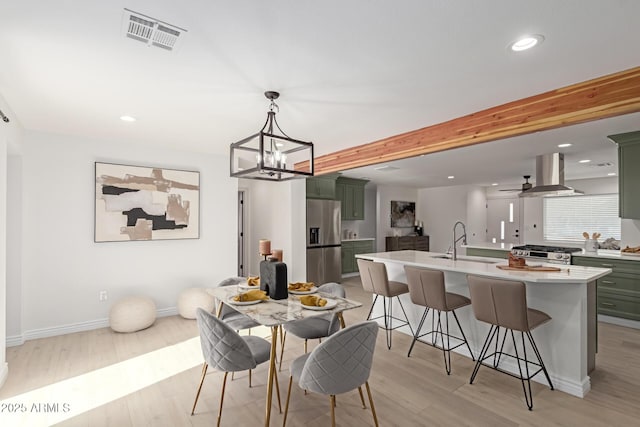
[{"xmin": 2, "ymin": 276, "xmax": 639, "ymax": 426}]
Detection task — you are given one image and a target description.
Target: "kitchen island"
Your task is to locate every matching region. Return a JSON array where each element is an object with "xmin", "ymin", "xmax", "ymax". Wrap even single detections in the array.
[{"xmin": 355, "ymin": 250, "xmax": 611, "ymax": 398}]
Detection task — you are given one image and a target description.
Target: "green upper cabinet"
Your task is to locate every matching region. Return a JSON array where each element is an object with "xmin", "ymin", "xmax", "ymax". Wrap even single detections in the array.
[
  {"xmin": 336, "ymin": 177, "xmax": 368, "ymax": 220},
  {"xmin": 306, "ymin": 173, "xmax": 340, "ymax": 199},
  {"xmin": 609, "ymin": 130, "xmax": 640, "ymax": 219}
]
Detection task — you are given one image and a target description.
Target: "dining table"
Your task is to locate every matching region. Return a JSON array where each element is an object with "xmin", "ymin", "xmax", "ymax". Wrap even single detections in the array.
[{"xmin": 208, "ymin": 284, "xmax": 363, "ymax": 426}]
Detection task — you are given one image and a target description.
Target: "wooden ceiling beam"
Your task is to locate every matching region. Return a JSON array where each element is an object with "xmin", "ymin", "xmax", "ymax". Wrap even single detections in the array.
[{"xmin": 312, "ymin": 66, "xmax": 640, "ymax": 175}]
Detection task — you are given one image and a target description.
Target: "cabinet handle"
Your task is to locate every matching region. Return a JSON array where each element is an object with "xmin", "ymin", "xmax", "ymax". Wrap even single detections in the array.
[
  {"xmin": 600, "ymin": 263, "xmax": 614, "ymax": 267},
  {"xmin": 601, "ymin": 280, "xmax": 616, "ymax": 285},
  {"xmin": 600, "ymin": 302, "xmax": 616, "ymax": 307}
]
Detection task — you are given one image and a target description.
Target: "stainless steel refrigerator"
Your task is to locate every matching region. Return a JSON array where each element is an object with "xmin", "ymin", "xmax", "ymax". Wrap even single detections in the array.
[{"xmin": 306, "ymin": 199, "xmax": 342, "ymax": 284}]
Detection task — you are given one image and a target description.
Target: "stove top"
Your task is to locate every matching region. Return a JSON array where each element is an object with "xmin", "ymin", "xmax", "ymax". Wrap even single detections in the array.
[
  {"xmin": 511, "ymin": 244, "xmax": 581, "ymax": 265},
  {"xmin": 512, "ymin": 245, "xmax": 582, "ymax": 254}
]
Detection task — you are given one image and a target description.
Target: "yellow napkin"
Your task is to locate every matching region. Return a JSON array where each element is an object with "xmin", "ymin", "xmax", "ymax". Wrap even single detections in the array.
[
  {"xmin": 233, "ymin": 289, "xmax": 268, "ymax": 302},
  {"xmin": 299, "ymin": 295, "xmax": 327, "ymax": 307},
  {"xmin": 289, "ymin": 281, "xmax": 315, "ymax": 291},
  {"xmin": 246, "ymin": 276, "xmax": 260, "ymax": 287}
]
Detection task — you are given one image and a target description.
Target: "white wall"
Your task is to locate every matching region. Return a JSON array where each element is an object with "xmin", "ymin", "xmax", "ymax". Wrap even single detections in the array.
[
  {"xmin": 0, "ymin": 94, "xmax": 23, "ymax": 388},
  {"xmin": 241, "ymin": 178, "xmax": 306, "ymax": 282},
  {"xmin": 417, "ymin": 185, "xmax": 471, "ymax": 252},
  {"xmin": 6, "ymin": 156, "xmax": 21, "ymax": 339},
  {"xmin": 0, "ymin": 133, "xmax": 7, "ymax": 387},
  {"xmin": 16, "ymin": 131, "xmax": 237, "ymax": 336},
  {"xmin": 375, "ymin": 185, "xmax": 418, "ymax": 251},
  {"xmin": 466, "ymin": 186, "xmax": 487, "ymax": 244}
]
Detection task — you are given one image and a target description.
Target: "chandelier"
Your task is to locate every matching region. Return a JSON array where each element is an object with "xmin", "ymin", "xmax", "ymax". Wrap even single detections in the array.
[{"xmin": 230, "ymin": 91, "xmax": 314, "ymax": 181}]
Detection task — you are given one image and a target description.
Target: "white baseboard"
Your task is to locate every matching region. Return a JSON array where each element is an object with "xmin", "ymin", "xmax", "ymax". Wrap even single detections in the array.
[
  {"xmin": 0, "ymin": 362, "xmax": 8, "ymax": 389},
  {"xmin": 598, "ymin": 314, "xmax": 640, "ymax": 329},
  {"xmin": 6, "ymin": 334, "xmax": 25, "ymax": 347},
  {"xmin": 6, "ymin": 307, "xmax": 179, "ymax": 347}
]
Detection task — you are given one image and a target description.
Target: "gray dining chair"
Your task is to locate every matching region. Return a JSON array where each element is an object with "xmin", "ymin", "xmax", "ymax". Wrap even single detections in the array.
[
  {"xmin": 216, "ymin": 277, "xmax": 263, "ymax": 385},
  {"xmin": 278, "ymin": 282, "xmax": 346, "ymax": 371},
  {"xmin": 216, "ymin": 277, "xmax": 261, "ymax": 331},
  {"xmin": 282, "ymin": 320, "xmax": 380, "ymax": 427},
  {"xmin": 191, "ymin": 308, "xmax": 281, "ymax": 426}
]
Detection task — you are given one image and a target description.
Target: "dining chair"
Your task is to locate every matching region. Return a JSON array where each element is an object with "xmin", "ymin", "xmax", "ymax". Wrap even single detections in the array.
[
  {"xmin": 404, "ymin": 266, "xmax": 474, "ymax": 374},
  {"xmin": 466, "ymin": 275, "xmax": 554, "ymax": 410},
  {"xmin": 278, "ymin": 282, "xmax": 346, "ymax": 371},
  {"xmin": 282, "ymin": 321, "xmax": 380, "ymax": 427},
  {"xmin": 216, "ymin": 277, "xmax": 261, "ymax": 331},
  {"xmin": 216, "ymin": 277, "xmax": 263, "ymax": 385},
  {"xmin": 357, "ymin": 258, "xmax": 413, "ymax": 349},
  {"xmin": 191, "ymin": 308, "xmax": 281, "ymax": 426}
]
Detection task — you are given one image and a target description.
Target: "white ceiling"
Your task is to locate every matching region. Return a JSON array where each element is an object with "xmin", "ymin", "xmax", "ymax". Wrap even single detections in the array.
[{"xmin": 1, "ymin": 1, "xmax": 639, "ymax": 187}]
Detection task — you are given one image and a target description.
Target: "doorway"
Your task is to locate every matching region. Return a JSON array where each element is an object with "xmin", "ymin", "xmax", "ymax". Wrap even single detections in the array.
[
  {"xmin": 486, "ymin": 198, "xmax": 522, "ymax": 245},
  {"xmin": 237, "ymin": 190, "xmax": 245, "ymax": 276}
]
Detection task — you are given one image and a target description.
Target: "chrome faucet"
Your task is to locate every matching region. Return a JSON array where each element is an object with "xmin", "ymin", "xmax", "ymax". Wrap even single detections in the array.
[{"xmin": 452, "ymin": 221, "xmax": 467, "ymax": 261}]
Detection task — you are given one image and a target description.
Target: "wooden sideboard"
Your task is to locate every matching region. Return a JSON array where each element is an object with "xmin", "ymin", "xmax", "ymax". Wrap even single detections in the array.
[{"xmin": 385, "ymin": 236, "xmax": 429, "ymax": 252}]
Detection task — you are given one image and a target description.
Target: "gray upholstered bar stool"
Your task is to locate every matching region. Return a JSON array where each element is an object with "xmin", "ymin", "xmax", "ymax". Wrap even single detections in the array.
[
  {"xmin": 404, "ymin": 266, "xmax": 474, "ymax": 374},
  {"xmin": 357, "ymin": 258, "xmax": 413, "ymax": 349},
  {"xmin": 466, "ymin": 275, "xmax": 554, "ymax": 410}
]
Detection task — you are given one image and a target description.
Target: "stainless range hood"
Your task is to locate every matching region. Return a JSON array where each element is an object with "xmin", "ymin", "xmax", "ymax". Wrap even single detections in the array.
[{"xmin": 519, "ymin": 153, "xmax": 583, "ymax": 197}]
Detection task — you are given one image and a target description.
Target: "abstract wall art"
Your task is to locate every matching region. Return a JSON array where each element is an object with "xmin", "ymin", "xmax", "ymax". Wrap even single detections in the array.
[
  {"xmin": 390, "ymin": 200, "xmax": 415, "ymax": 228},
  {"xmin": 95, "ymin": 162, "xmax": 200, "ymax": 242}
]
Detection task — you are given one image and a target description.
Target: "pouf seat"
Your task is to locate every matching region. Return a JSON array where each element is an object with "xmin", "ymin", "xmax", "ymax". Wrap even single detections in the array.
[
  {"xmin": 178, "ymin": 287, "xmax": 215, "ymax": 319},
  {"xmin": 110, "ymin": 296, "xmax": 156, "ymax": 333}
]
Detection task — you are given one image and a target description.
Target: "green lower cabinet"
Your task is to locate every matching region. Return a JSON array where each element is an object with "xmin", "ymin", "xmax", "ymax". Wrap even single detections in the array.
[
  {"xmin": 342, "ymin": 240, "xmax": 374, "ymax": 274},
  {"xmin": 465, "ymin": 248, "xmax": 510, "ymax": 259},
  {"xmin": 573, "ymin": 255, "xmax": 640, "ymax": 320},
  {"xmin": 598, "ymin": 290, "xmax": 640, "ymax": 321},
  {"xmin": 342, "ymin": 244, "xmax": 355, "ymax": 274}
]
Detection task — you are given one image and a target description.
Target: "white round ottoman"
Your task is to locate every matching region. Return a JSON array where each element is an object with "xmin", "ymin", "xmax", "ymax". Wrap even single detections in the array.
[
  {"xmin": 178, "ymin": 287, "xmax": 215, "ymax": 319},
  {"xmin": 109, "ymin": 296, "xmax": 156, "ymax": 333}
]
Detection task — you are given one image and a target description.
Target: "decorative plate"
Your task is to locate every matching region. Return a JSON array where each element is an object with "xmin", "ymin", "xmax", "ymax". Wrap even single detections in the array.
[
  {"xmin": 238, "ymin": 283, "xmax": 261, "ymax": 290},
  {"xmin": 227, "ymin": 297, "xmax": 264, "ymax": 306},
  {"xmin": 300, "ymin": 298, "xmax": 338, "ymax": 311},
  {"xmin": 288, "ymin": 286, "xmax": 318, "ymax": 295}
]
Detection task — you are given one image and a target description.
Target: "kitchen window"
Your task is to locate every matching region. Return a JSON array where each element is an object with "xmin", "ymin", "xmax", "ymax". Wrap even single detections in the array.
[{"xmin": 543, "ymin": 194, "xmax": 621, "ymax": 242}]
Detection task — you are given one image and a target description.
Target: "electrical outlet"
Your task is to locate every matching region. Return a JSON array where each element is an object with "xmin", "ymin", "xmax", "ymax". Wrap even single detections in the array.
[{"xmin": 99, "ymin": 291, "xmax": 108, "ymax": 302}]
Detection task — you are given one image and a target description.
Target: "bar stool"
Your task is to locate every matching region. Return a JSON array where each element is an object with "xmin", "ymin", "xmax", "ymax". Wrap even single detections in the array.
[
  {"xmin": 466, "ymin": 275, "xmax": 554, "ymax": 410},
  {"xmin": 404, "ymin": 266, "xmax": 474, "ymax": 374},
  {"xmin": 357, "ymin": 259, "xmax": 413, "ymax": 349}
]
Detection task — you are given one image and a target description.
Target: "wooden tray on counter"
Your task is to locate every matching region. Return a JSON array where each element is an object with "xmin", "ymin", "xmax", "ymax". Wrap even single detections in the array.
[{"xmin": 497, "ymin": 265, "xmax": 562, "ymax": 272}]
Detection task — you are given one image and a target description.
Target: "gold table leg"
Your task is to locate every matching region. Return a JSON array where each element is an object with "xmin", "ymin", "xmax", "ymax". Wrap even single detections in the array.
[
  {"xmin": 337, "ymin": 312, "xmax": 346, "ymax": 329},
  {"xmin": 265, "ymin": 325, "xmax": 278, "ymax": 426}
]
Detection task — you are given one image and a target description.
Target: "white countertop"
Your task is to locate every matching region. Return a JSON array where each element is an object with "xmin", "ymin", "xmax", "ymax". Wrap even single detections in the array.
[
  {"xmin": 574, "ymin": 249, "xmax": 640, "ymax": 261},
  {"xmin": 462, "ymin": 242, "xmax": 515, "ymax": 250},
  {"xmin": 342, "ymin": 238, "xmax": 375, "ymax": 242},
  {"xmin": 356, "ymin": 250, "xmax": 611, "ymax": 283}
]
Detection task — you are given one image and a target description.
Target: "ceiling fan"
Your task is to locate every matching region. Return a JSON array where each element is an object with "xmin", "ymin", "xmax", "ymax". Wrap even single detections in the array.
[{"xmin": 499, "ymin": 175, "xmax": 532, "ymax": 192}]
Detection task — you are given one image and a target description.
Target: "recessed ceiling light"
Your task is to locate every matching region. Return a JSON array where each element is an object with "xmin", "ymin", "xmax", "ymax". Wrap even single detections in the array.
[
  {"xmin": 509, "ymin": 34, "xmax": 544, "ymax": 52},
  {"xmin": 607, "ymin": 172, "xmax": 616, "ymax": 176},
  {"xmin": 120, "ymin": 115, "xmax": 136, "ymax": 122},
  {"xmin": 491, "ymin": 183, "xmax": 499, "ymax": 186},
  {"xmin": 447, "ymin": 176, "xmax": 455, "ymax": 179},
  {"xmin": 579, "ymin": 159, "xmax": 591, "ymax": 164},
  {"xmin": 558, "ymin": 143, "xmax": 572, "ymax": 148},
  {"xmin": 275, "ymin": 142, "xmax": 284, "ymax": 147}
]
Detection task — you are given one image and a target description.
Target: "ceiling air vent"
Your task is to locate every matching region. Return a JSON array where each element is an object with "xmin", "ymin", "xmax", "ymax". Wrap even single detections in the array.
[{"xmin": 122, "ymin": 9, "xmax": 187, "ymax": 51}]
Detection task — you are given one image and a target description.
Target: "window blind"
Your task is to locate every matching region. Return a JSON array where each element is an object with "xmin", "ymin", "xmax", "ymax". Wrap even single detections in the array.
[{"xmin": 543, "ymin": 194, "xmax": 621, "ymax": 242}]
